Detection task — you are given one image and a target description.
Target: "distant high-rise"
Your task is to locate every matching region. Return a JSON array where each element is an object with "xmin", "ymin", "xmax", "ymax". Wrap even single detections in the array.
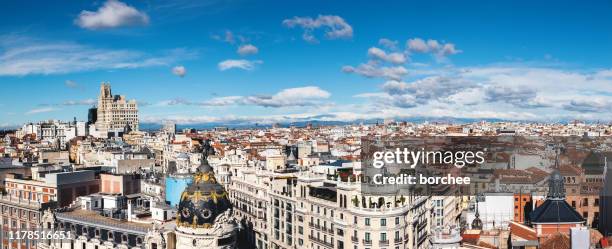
[
  {"xmin": 95, "ymin": 82, "xmax": 139, "ymax": 135},
  {"xmin": 87, "ymin": 107, "xmax": 97, "ymax": 124}
]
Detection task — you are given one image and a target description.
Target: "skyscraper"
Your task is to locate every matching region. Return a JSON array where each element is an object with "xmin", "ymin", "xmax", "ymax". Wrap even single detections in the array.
[{"xmin": 95, "ymin": 82, "xmax": 139, "ymax": 136}]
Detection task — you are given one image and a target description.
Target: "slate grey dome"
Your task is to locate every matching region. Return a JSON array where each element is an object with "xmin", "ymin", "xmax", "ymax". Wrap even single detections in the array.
[{"xmin": 176, "ymin": 140, "xmax": 232, "ymax": 228}]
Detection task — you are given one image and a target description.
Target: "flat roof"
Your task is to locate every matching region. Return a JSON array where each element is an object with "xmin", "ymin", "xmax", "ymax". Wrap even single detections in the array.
[{"xmin": 56, "ymin": 209, "xmax": 152, "ymax": 233}]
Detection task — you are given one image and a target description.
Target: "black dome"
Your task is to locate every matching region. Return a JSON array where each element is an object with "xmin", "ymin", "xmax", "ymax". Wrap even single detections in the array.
[{"xmin": 176, "ymin": 144, "xmax": 231, "ymax": 228}]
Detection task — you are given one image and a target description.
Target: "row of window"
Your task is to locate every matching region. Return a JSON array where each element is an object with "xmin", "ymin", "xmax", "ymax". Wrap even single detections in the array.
[{"xmin": 354, "ymin": 217, "xmax": 401, "ymax": 227}]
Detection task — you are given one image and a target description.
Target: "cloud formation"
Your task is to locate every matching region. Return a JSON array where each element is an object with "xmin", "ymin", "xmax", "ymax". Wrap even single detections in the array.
[
  {"xmin": 203, "ymin": 86, "xmax": 331, "ymax": 107},
  {"xmin": 563, "ymin": 99, "xmax": 611, "ymax": 113},
  {"xmin": 378, "ymin": 38, "xmax": 399, "ymax": 50},
  {"xmin": 172, "ymin": 65, "xmax": 186, "ymax": 77},
  {"xmin": 26, "ymin": 107, "xmax": 57, "ymax": 115},
  {"xmin": 0, "ymin": 37, "xmax": 194, "ymax": 76},
  {"xmin": 218, "ymin": 59, "xmax": 262, "ymax": 71},
  {"xmin": 75, "ymin": 0, "xmax": 149, "ymax": 30},
  {"xmin": 159, "ymin": 86, "xmax": 331, "ymax": 108},
  {"xmin": 62, "ymin": 99, "xmax": 97, "ymax": 106},
  {"xmin": 361, "ymin": 76, "xmax": 476, "ymax": 108},
  {"xmin": 367, "ymin": 47, "xmax": 406, "ymax": 64},
  {"xmin": 483, "ymin": 85, "xmax": 548, "ymax": 108},
  {"xmin": 342, "ymin": 63, "xmax": 408, "ymax": 80},
  {"xmin": 282, "ymin": 15, "xmax": 353, "ymax": 43},
  {"xmin": 65, "ymin": 80, "xmax": 79, "ymax": 88},
  {"xmin": 237, "ymin": 44, "xmax": 259, "ymax": 56},
  {"xmin": 406, "ymin": 38, "xmax": 461, "ymax": 59}
]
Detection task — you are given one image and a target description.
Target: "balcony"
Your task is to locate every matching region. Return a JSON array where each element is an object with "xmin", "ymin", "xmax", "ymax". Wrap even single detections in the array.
[
  {"xmin": 362, "ymin": 239, "xmax": 372, "ymax": 246},
  {"xmin": 307, "ymin": 222, "xmax": 321, "ymax": 230},
  {"xmin": 308, "ymin": 235, "xmax": 334, "ymax": 248},
  {"xmin": 379, "ymin": 240, "xmax": 389, "ymax": 246},
  {"xmin": 394, "ymin": 238, "xmax": 402, "ymax": 244},
  {"xmin": 351, "ymin": 236, "xmax": 358, "ymax": 243}
]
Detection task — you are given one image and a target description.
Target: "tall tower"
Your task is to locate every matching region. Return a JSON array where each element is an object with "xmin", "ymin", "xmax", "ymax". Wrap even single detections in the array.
[{"xmin": 94, "ymin": 82, "xmax": 139, "ymax": 137}]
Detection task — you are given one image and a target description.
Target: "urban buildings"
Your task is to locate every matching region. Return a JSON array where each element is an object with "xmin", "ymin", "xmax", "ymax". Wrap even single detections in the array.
[
  {"xmin": 0, "ymin": 168, "xmax": 99, "ymax": 249},
  {"xmin": 2, "ymin": 88, "xmax": 612, "ymax": 248},
  {"xmin": 16, "ymin": 120, "xmax": 88, "ymax": 150}
]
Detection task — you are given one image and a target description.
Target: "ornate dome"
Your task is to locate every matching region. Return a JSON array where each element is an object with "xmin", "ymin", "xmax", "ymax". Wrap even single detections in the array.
[{"xmin": 176, "ymin": 141, "xmax": 232, "ymax": 228}]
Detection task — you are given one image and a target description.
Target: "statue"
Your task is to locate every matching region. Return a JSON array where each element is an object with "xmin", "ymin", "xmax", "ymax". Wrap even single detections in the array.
[{"xmin": 201, "ymin": 139, "xmax": 215, "ymax": 160}]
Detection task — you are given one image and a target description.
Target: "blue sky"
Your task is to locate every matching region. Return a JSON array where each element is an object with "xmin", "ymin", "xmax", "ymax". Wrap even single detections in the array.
[{"xmin": 1, "ymin": 0, "xmax": 612, "ymax": 127}]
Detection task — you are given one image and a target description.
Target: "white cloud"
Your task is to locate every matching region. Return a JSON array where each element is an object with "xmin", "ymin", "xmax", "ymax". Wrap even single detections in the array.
[
  {"xmin": 65, "ymin": 80, "xmax": 79, "ymax": 88},
  {"xmin": 367, "ymin": 47, "xmax": 406, "ymax": 64},
  {"xmin": 200, "ymin": 96, "xmax": 243, "ymax": 106},
  {"xmin": 563, "ymin": 99, "xmax": 611, "ymax": 112},
  {"xmin": 406, "ymin": 38, "xmax": 429, "ymax": 53},
  {"xmin": 0, "ymin": 37, "xmax": 194, "ymax": 76},
  {"xmin": 237, "ymin": 44, "xmax": 259, "ymax": 56},
  {"xmin": 156, "ymin": 98, "xmax": 193, "ymax": 106},
  {"xmin": 63, "ymin": 99, "xmax": 96, "ymax": 106},
  {"xmin": 378, "ymin": 38, "xmax": 399, "ymax": 50},
  {"xmin": 483, "ymin": 85, "xmax": 549, "ymax": 108},
  {"xmin": 172, "ymin": 65, "xmax": 186, "ymax": 77},
  {"xmin": 211, "ymin": 30, "xmax": 238, "ymax": 44},
  {"xmin": 342, "ymin": 63, "xmax": 408, "ymax": 80},
  {"xmin": 75, "ymin": 0, "xmax": 149, "ymax": 30},
  {"xmin": 155, "ymin": 86, "xmax": 331, "ymax": 108},
  {"xmin": 366, "ymin": 76, "xmax": 477, "ymax": 108},
  {"xmin": 282, "ymin": 15, "xmax": 353, "ymax": 43},
  {"xmin": 26, "ymin": 107, "xmax": 57, "ymax": 115},
  {"xmin": 406, "ymin": 38, "xmax": 461, "ymax": 59},
  {"xmin": 351, "ymin": 64, "xmax": 612, "ymax": 122},
  {"xmin": 218, "ymin": 59, "xmax": 262, "ymax": 71},
  {"xmin": 224, "ymin": 30, "xmax": 235, "ymax": 44},
  {"xmin": 201, "ymin": 86, "xmax": 331, "ymax": 108}
]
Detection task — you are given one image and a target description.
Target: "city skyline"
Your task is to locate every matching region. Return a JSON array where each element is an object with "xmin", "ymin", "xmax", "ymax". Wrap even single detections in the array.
[{"xmin": 2, "ymin": 0, "xmax": 612, "ymax": 128}]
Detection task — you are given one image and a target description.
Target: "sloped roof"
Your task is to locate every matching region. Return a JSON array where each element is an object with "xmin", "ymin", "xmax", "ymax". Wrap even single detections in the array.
[{"xmin": 530, "ymin": 199, "xmax": 583, "ymax": 224}]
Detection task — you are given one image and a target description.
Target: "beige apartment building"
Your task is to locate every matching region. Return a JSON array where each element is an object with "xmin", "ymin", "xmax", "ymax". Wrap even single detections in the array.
[
  {"xmin": 95, "ymin": 82, "xmax": 139, "ymax": 136},
  {"xmin": 227, "ymin": 160, "xmax": 432, "ymax": 249}
]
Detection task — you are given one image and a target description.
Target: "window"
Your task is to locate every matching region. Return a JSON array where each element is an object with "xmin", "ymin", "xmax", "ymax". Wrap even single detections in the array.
[
  {"xmin": 354, "ymin": 216, "xmax": 357, "ymax": 224},
  {"xmin": 395, "ymin": 217, "xmax": 400, "ymax": 225},
  {"xmin": 395, "ymin": 231, "xmax": 400, "ymax": 240},
  {"xmin": 365, "ymin": 232, "xmax": 371, "ymax": 241},
  {"xmin": 380, "ymin": 218, "xmax": 386, "ymax": 227},
  {"xmin": 380, "ymin": 233, "xmax": 387, "ymax": 242},
  {"xmin": 365, "ymin": 218, "xmax": 370, "ymax": 226}
]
